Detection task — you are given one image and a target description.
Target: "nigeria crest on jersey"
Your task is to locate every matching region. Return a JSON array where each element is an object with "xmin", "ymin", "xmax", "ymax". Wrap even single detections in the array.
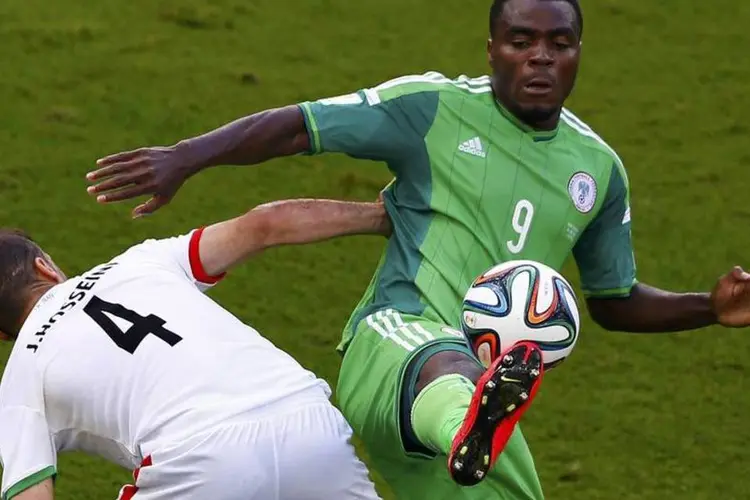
[{"xmin": 568, "ymin": 172, "xmax": 597, "ymax": 213}]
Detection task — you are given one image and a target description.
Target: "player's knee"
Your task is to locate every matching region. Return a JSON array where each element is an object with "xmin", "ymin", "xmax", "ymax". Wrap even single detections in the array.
[{"xmin": 413, "ymin": 348, "xmax": 483, "ymax": 395}]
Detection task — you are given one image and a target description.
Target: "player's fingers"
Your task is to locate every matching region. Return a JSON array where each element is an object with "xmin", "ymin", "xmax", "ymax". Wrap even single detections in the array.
[
  {"xmin": 86, "ymin": 169, "xmax": 149, "ymax": 196},
  {"xmin": 731, "ymin": 266, "xmax": 750, "ymax": 281},
  {"xmin": 95, "ymin": 148, "xmax": 144, "ymax": 168},
  {"xmin": 86, "ymin": 158, "xmax": 146, "ymax": 182},
  {"xmin": 132, "ymin": 203, "xmax": 151, "ymax": 219},
  {"xmin": 132, "ymin": 196, "xmax": 165, "ymax": 218},
  {"xmin": 95, "ymin": 184, "xmax": 155, "ymax": 204}
]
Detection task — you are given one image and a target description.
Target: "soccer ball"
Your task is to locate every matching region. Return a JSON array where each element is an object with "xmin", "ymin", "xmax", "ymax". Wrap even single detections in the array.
[{"xmin": 461, "ymin": 260, "xmax": 580, "ymax": 369}]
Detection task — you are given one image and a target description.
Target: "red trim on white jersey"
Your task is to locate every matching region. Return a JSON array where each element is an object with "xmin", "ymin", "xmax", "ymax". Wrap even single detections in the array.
[
  {"xmin": 118, "ymin": 455, "xmax": 153, "ymax": 500},
  {"xmin": 188, "ymin": 227, "xmax": 226, "ymax": 284}
]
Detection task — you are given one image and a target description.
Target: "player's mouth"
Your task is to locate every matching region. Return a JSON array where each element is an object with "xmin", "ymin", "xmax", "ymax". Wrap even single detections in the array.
[{"xmin": 522, "ymin": 77, "xmax": 554, "ymax": 96}]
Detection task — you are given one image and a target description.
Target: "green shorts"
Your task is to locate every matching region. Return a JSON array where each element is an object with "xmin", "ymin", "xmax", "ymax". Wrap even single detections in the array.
[{"xmin": 336, "ymin": 309, "xmax": 544, "ymax": 500}]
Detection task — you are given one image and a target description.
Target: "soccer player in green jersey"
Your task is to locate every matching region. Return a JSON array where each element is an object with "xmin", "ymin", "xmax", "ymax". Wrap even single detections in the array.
[{"xmin": 86, "ymin": 0, "xmax": 750, "ymax": 498}]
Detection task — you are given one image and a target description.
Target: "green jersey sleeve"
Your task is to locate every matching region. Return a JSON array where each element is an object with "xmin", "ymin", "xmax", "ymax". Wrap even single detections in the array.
[
  {"xmin": 298, "ymin": 77, "xmax": 439, "ymax": 164},
  {"xmin": 573, "ymin": 161, "xmax": 637, "ymax": 297}
]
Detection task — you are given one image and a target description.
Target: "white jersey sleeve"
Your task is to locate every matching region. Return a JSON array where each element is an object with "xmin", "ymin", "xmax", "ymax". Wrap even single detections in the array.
[
  {"xmin": 119, "ymin": 227, "xmax": 225, "ymax": 292},
  {"xmin": 0, "ymin": 349, "xmax": 56, "ymax": 500}
]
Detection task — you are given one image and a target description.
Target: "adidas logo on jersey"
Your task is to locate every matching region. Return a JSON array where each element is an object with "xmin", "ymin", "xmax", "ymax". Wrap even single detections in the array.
[{"xmin": 458, "ymin": 137, "xmax": 486, "ymax": 158}]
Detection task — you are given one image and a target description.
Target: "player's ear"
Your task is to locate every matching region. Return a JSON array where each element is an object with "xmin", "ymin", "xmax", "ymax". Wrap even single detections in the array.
[
  {"xmin": 34, "ymin": 256, "xmax": 65, "ymax": 284},
  {"xmin": 487, "ymin": 38, "xmax": 493, "ymax": 64},
  {"xmin": 0, "ymin": 330, "xmax": 12, "ymax": 341}
]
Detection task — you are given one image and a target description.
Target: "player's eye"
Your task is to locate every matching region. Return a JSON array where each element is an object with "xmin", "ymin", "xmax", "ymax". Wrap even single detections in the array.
[
  {"xmin": 552, "ymin": 37, "xmax": 573, "ymax": 50},
  {"xmin": 510, "ymin": 38, "xmax": 532, "ymax": 49}
]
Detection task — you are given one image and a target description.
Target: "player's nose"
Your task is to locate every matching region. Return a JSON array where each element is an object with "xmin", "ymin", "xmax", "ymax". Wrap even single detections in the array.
[{"xmin": 528, "ymin": 44, "xmax": 554, "ymax": 66}]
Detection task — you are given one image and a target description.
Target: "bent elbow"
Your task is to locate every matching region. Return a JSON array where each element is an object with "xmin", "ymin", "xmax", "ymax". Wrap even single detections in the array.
[
  {"xmin": 585, "ymin": 299, "xmax": 624, "ymax": 332},
  {"xmin": 590, "ymin": 313, "xmax": 617, "ymax": 331}
]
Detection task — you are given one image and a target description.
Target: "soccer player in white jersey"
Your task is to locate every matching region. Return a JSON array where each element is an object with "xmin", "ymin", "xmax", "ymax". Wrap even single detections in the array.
[{"xmin": 0, "ymin": 198, "xmax": 388, "ymax": 500}]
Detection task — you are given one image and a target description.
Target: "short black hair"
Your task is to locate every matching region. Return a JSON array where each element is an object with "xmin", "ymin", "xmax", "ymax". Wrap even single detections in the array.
[
  {"xmin": 489, "ymin": 0, "xmax": 583, "ymax": 38},
  {"xmin": 0, "ymin": 228, "xmax": 44, "ymax": 336}
]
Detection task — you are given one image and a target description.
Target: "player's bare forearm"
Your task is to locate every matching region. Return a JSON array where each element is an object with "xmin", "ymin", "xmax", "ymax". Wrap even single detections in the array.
[
  {"xmin": 250, "ymin": 199, "xmax": 392, "ymax": 247},
  {"xmin": 586, "ymin": 283, "xmax": 717, "ymax": 333},
  {"xmin": 87, "ymin": 105, "xmax": 310, "ymax": 215},
  {"xmin": 12, "ymin": 478, "xmax": 54, "ymax": 500},
  {"xmin": 179, "ymin": 105, "xmax": 310, "ymax": 173},
  {"xmin": 198, "ymin": 199, "xmax": 391, "ymax": 276}
]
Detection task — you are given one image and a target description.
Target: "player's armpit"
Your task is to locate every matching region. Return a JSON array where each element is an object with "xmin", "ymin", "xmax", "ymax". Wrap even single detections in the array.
[
  {"xmin": 198, "ymin": 199, "xmax": 391, "ymax": 276},
  {"xmin": 7, "ymin": 478, "xmax": 54, "ymax": 500}
]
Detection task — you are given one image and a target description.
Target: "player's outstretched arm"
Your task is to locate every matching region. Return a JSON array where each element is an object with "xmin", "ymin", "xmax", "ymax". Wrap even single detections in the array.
[
  {"xmin": 88, "ymin": 77, "xmax": 431, "ymax": 219},
  {"xmin": 575, "ymin": 162, "xmax": 750, "ymax": 333},
  {"xmin": 198, "ymin": 198, "xmax": 390, "ymax": 277},
  {"xmin": 587, "ymin": 269, "xmax": 750, "ymax": 333},
  {"xmin": 87, "ymin": 105, "xmax": 309, "ymax": 217},
  {"xmin": 10, "ymin": 479, "xmax": 54, "ymax": 500},
  {"xmin": 586, "ymin": 283, "xmax": 716, "ymax": 332}
]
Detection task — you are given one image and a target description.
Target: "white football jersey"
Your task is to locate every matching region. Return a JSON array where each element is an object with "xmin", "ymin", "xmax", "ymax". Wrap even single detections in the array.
[{"xmin": 0, "ymin": 229, "xmax": 330, "ymax": 498}]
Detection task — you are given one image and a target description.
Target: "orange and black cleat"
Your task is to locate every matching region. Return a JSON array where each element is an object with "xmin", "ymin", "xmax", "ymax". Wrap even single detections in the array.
[{"xmin": 448, "ymin": 341, "xmax": 544, "ymax": 487}]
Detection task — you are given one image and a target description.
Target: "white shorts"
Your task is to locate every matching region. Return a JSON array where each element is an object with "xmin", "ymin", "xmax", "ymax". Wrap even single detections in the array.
[{"xmin": 117, "ymin": 399, "xmax": 381, "ymax": 500}]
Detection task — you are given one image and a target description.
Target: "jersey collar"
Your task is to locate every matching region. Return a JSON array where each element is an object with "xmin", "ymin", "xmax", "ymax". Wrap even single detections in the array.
[
  {"xmin": 31, "ymin": 284, "xmax": 62, "ymax": 313},
  {"xmin": 493, "ymin": 98, "xmax": 560, "ymax": 142}
]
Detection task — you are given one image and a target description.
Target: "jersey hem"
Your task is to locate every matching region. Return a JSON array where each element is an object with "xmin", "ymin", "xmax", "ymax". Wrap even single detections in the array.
[
  {"xmin": 583, "ymin": 282, "xmax": 636, "ymax": 298},
  {"xmin": 4, "ymin": 465, "xmax": 56, "ymax": 500},
  {"xmin": 298, "ymin": 102, "xmax": 321, "ymax": 154}
]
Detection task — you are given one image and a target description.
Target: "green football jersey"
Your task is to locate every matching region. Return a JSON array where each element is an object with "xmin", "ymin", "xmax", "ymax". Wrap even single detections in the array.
[{"xmin": 299, "ymin": 72, "xmax": 637, "ymax": 350}]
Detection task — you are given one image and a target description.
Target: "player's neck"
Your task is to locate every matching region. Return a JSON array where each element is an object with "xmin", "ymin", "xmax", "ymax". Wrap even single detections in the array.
[
  {"xmin": 523, "ymin": 111, "xmax": 560, "ymax": 132},
  {"xmin": 499, "ymin": 101, "xmax": 560, "ymax": 131},
  {"xmin": 17, "ymin": 281, "xmax": 58, "ymax": 334}
]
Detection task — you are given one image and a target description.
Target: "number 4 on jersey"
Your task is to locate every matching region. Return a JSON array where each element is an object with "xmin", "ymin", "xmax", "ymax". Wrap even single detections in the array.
[{"xmin": 84, "ymin": 296, "xmax": 183, "ymax": 354}]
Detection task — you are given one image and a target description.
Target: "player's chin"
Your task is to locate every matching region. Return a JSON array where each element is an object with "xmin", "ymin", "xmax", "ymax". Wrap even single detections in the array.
[{"xmin": 515, "ymin": 103, "xmax": 560, "ymax": 124}]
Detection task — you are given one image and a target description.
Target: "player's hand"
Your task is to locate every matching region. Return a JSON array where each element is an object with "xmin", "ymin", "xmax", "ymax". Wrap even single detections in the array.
[
  {"xmin": 86, "ymin": 145, "xmax": 195, "ymax": 218},
  {"xmin": 710, "ymin": 266, "xmax": 750, "ymax": 327}
]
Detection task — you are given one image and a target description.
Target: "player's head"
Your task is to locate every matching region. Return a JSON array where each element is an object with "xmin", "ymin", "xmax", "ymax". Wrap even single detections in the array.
[
  {"xmin": 0, "ymin": 229, "xmax": 65, "ymax": 340},
  {"xmin": 487, "ymin": 0, "xmax": 582, "ymax": 129}
]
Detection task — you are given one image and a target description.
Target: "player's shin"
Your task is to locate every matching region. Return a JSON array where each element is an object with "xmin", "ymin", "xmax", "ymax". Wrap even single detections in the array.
[{"xmin": 410, "ymin": 373, "xmax": 476, "ymax": 455}]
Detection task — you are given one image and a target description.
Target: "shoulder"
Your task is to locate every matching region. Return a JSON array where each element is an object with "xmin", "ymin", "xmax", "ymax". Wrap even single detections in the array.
[
  {"xmin": 115, "ymin": 233, "xmax": 192, "ymax": 264},
  {"xmin": 368, "ymin": 71, "xmax": 493, "ymax": 103},
  {"xmin": 112, "ymin": 231, "xmax": 221, "ymax": 290},
  {"xmin": 559, "ymin": 108, "xmax": 628, "ymax": 184},
  {"xmin": 90, "ymin": 234, "xmax": 194, "ymax": 284}
]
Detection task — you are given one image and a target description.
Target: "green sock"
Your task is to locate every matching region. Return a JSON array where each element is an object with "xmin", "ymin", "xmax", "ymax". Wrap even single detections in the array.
[{"xmin": 410, "ymin": 374, "xmax": 475, "ymax": 455}]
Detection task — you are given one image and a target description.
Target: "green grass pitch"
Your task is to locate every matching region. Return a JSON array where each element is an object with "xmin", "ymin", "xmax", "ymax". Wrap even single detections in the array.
[{"xmin": 2, "ymin": 0, "xmax": 750, "ymax": 498}]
